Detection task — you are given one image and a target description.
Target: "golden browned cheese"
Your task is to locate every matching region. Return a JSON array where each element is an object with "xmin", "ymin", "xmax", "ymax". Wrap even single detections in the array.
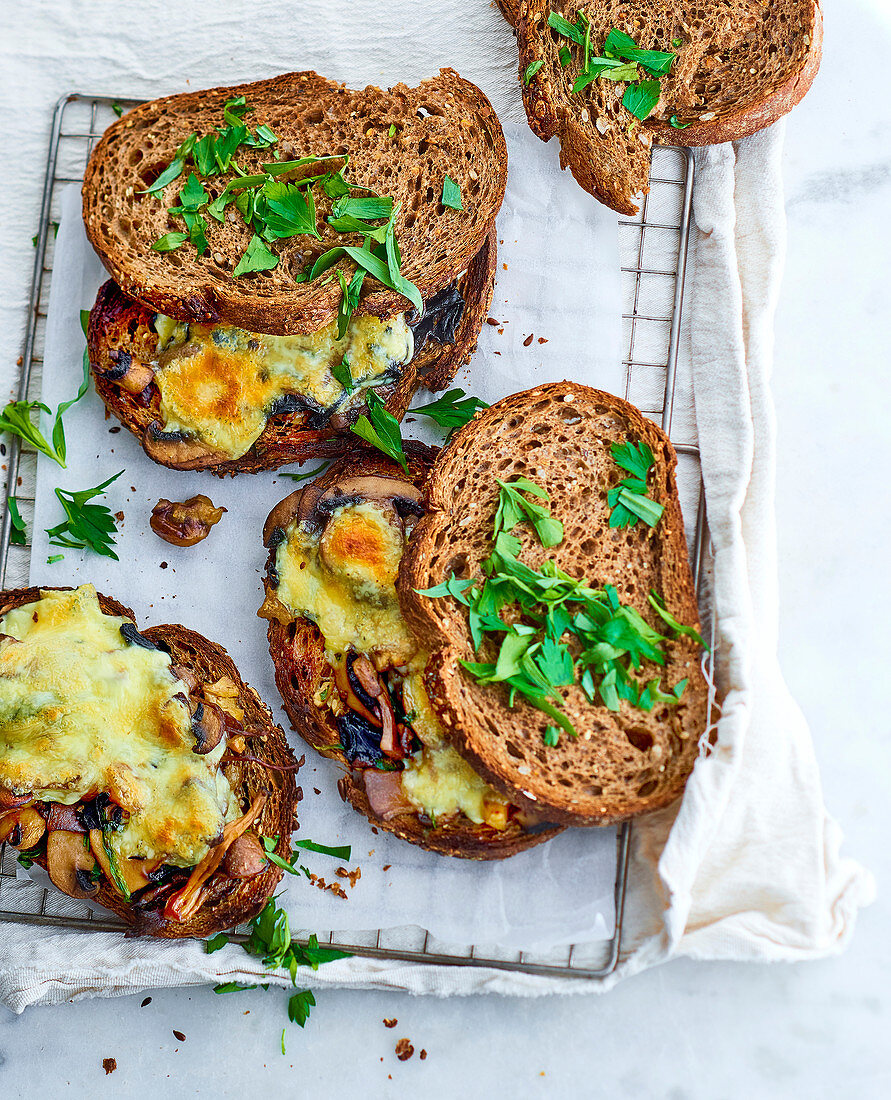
[
  {"xmin": 274, "ymin": 499, "xmax": 509, "ymax": 827},
  {"xmin": 153, "ymin": 313, "xmax": 413, "ymax": 459},
  {"xmin": 0, "ymin": 586, "xmax": 239, "ymax": 866}
]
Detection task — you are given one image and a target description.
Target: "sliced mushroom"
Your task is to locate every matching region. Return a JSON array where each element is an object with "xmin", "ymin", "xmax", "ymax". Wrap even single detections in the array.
[
  {"xmin": 46, "ymin": 830, "xmax": 99, "ymax": 899},
  {"xmin": 170, "ymin": 663, "xmax": 200, "ymax": 694},
  {"xmin": 0, "ymin": 806, "xmax": 46, "ymax": 848},
  {"xmin": 142, "ymin": 421, "xmax": 228, "ymax": 470},
  {"xmin": 0, "ymin": 789, "xmax": 32, "ymax": 810},
  {"xmin": 99, "ymin": 348, "xmax": 155, "ymax": 394},
  {"xmin": 88, "ymin": 830, "xmax": 157, "ymax": 896},
  {"xmin": 222, "ymin": 834, "xmax": 267, "ymax": 879},
  {"xmin": 409, "ymin": 283, "xmax": 465, "ymax": 352},
  {"xmin": 150, "ymin": 495, "xmax": 227, "ymax": 546},
  {"xmin": 191, "ymin": 699, "xmax": 226, "ymax": 755}
]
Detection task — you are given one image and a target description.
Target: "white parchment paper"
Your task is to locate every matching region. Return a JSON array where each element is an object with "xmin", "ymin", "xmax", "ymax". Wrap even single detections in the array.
[{"xmin": 29, "ymin": 119, "xmax": 623, "ymax": 949}]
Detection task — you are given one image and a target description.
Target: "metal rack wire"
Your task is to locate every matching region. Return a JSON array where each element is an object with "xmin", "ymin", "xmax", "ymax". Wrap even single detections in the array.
[{"xmin": 0, "ymin": 93, "xmax": 711, "ymax": 981}]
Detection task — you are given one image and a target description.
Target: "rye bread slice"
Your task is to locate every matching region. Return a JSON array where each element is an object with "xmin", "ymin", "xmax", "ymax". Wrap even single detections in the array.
[
  {"xmin": 83, "ymin": 70, "xmax": 507, "ymax": 334},
  {"xmin": 512, "ymin": 1, "xmax": 822, "ymax": 214},
  {"xmin": 86, "ymin": 227, "xmax": 495, "ymax": 475},
  {"xmin": 261, "ymin": 447, "xmax": 561, "ymax": 859},
  {"xmin": 0, "ymin": 586, "xmax": 297, "ymax": 938},
  {"xmin": 399, "ymin": 383, "xmax": 709, "ymax": 826}
]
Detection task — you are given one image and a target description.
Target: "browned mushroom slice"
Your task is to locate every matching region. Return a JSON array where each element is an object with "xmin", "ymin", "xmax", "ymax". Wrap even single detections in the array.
[
  {"xmin": 150, "ymin": 495, "xmax": 227, "ymax": 546},
  {"xmin": 191, "ymin": 699, "xmax": 226, "ymax": 755},
  {"xmin": 222, "ymin": 834, "xmax": 267, "ymax": 879},
  {"xmin": 142, "ymin": 421, "xmax": 228, "ymax": 470},
  {"xmin": 0, "ymin": 806, "xmax": 46, "ymax": 848},
  {"xmin": 99, "ymin": 349, "xmax": 155, "ymax": 394},
  {"xmin": 46, "ymin": 829, "xmax": 100, "ymax": 899},
  {"xmin": 87, "ymin": 830, "xmax": 157, "ymax": 896}
]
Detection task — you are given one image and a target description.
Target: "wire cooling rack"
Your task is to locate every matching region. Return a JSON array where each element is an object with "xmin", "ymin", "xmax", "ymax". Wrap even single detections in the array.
[{"xmin": 0, "ymin": 94, "xmax": 713, "ymax": 981}]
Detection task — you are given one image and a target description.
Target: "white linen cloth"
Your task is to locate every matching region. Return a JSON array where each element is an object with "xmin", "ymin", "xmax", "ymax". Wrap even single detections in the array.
[{"xmin": 0, "ymin": 0, "xmax": 875, "ymax": 1010}]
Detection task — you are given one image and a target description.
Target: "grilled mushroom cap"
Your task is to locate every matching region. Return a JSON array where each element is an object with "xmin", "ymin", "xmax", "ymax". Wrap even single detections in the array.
[
  {"xmin": 142, "ymin": 421, "xmax": 228, "ymax": 470},
  {"xmin": 263, "ymin": 475, "xmax": 424, "ymax": 547}
]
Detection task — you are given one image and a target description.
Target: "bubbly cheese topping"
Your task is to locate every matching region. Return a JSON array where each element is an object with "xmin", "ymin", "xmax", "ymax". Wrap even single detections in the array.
[
  {"xmin": 0, "ymin": 586, "xmax": 238, "ymax": 867},
  {"xmin": 152, "ymin": 313, "xmax": 413, "ymax": 460},
  {"xmin": 276, "ymin": 501, "xmax": 414, "ymax": 660},
  {"xmin": 275, "ymin": 501, "xmax": 509, "ymax": 827},
  {"xmin": 400, "ymin": 671, "xmax": 509, "ymax": 826}
]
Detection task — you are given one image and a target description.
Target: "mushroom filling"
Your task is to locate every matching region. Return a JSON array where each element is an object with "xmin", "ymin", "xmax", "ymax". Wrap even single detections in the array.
[
  {"xmin": 0, "ymin": 586, "xmax": 267, "ymax": 915},
  {"xmin": 264, "ymin": 482, "xmax": 512, "ymax": 831},
  {"xmin": 147, "ymin": 311, "xmax": 414, "ymax": 460}
]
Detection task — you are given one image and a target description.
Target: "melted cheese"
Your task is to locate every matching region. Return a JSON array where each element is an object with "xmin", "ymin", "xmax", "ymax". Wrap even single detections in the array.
[
  {"xmin": 276, "ymin": 502, "xmax": 414, "ymax": 660},
  {"xmin": 400, "ymin": 672, "xmax": 509, "ymax": 825},
  {"xmin": 275, "ymin": 505, "xmax": 510, "ymax": 828},
  {"xmin": 152, "ymin": 313, "xmax": 413, "ymax": 459},
  {"xmin": 0, "ymin": 586, "xmax": 238, "ymax": 867}
]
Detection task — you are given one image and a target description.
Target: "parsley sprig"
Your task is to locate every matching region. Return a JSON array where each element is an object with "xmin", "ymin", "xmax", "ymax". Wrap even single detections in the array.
[
  {"xmin": 45, "ymin": 471, "xmax": 123, "ymax": 560},
  {"xmin": 608, "ymin": 440, "xmax": 665, "ymax": 528},
  {"xmin": 417, "ymin": 476, "xmax": 703, "ymax": 741},
  {"xmin": 351, "ymin": 390, "xmax": 409, "ymax": 471},
  {"xmin": 412, "ymin": 388, "xmax": 488, "ymax": 432},
  {"xmin": 546, "ymin": 18, "xmax": 676, "ymax": 121},
  {"xmin": 0, "ymin": 310, "xmax": 91, "ymax": 467}
]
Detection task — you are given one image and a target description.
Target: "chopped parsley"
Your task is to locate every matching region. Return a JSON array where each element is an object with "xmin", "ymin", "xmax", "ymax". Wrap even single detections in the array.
[
  {"xmin": 412, "ymin": 388, "xmax": 488, "ymax": 432},
  {"xmin": 417, "ymin": 475, "xmax": 702, "ymax": 736},
  {"xmin": 608, "ymin": 440, "xmax": 665, "ymax": 528},
  {"xmin": 144, "ymin": 98, "xmax": 422, "ymax": 336},
  {"xmin": 548, "ymin": 18, "xmax": 676, "ymax": 121},
  {"xmin": 351, "ymin": 390, "xmax": 408, "ymax": 471},
  {"xmin": 7, "ymin": 497, "xmax": 26, "ymax": 546}
]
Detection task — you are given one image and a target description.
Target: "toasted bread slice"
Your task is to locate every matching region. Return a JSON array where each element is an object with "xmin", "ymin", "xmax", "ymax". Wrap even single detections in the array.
[
  {"xmin": 399, "ymin": 383, "xmax": 709, "ymax": 826},
  {"xmin": 0, "ymin": 586, "xmax": 297, "ymax": 938},
  {"xmin": 260, "ymin": 448, "xmax": 562, "ymax": 858},
  {"xmin": 86, "ymin": 229, "xmax": 495, "ymax": 474},
  {"xmin": 512, "ymin": 1, "xmax": 822, "ymax": 214},
  {"xmin": 83, "ymin": 70, "xmax": 506, "ymax": 334}
]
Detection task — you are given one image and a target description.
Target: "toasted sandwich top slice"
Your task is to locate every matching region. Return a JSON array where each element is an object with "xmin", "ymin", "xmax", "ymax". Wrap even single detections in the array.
[
  {"xmin": 83, "ymin": 69, "xmax": 507, "ymax": 334},
  {"xmin": 512, "ymin": 1, "xmax": 822, "ymax": 214},
  {"xmin": 399, "ymin": 382, "xmax": 710, "ymax": 826}
]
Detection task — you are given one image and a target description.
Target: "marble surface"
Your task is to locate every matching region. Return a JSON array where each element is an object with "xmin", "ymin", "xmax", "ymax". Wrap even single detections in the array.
[{"xmin": 0, "ymin": 1, "xmax": 889, "ymax": 1096}]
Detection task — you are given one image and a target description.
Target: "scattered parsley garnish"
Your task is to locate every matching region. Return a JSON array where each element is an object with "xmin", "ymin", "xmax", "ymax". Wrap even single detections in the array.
[
  {"xmin": 144, "ymin": 98, "xmax": 422, "ymax": 334},
  {"xmin": 46, "ymin": 471, "xmax": 123, "ymax": 560},
  {"xmin": 351, "ymin": 390, "xmax": 408, "ymax": 471},
  {"xmin": 608, "ymin": 440, "xmax": 664, "ymax": 528},
  {"xmin": 543, "ymin": 726, "xmax": 560, "ymax": 747},
  {"xmin": 417, "ymin": 475, "xmax": 701, "ymax": 734},
  {"xmin": 441, "ymin": 176, "xmax": 463, "ymax": 210},
  {"xmin": 669, "ymin": 114, "xmax": 692, "ymax": 129},
  {"xmin": 111, "ymin": 102, "xmax": 124, "ymax": 118},
  {"xmin": 205, "ymin": 899, "xmax": 350, "ymax": 1049},
  {"xmin": 46, "ymin": 554, "xmax": 64, "ymax": 564},
  {"xmin": 7, "ymin": 497, "xmax": 26, "ymax": 546},
  {"xmin": 412, "ymin": 388, "xmax": 488, "ymax": 431},
  {"xmin": 279, "ymin": 462, "xmax": 330, "ymax": 483},
  {"xmin": 548, "ymin": 17, "xmax": 676, "ymax": 121}
]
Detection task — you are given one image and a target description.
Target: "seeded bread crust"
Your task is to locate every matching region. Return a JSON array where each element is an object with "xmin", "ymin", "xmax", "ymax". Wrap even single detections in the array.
[
  {"xmin": 0, "ymin": 586, "xmax": 297, "ymax": 938},
  {"xmin": 83, "ymin": 70, "xmax": 507, "ymax": 334},
  {"xmin": 262, "ymin": 448, "xmax": 562, "ymax": 859},
  {"xmin": 398, "ymin": 383, "xmax": 710, "ymax": 826},
  {"xmin": 513, "ymin": 1, "xmax": 822, "ymax": 214},
  {"xmin": 87, "ymin": 228, "xmax": 496, "ymax": 475}
]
